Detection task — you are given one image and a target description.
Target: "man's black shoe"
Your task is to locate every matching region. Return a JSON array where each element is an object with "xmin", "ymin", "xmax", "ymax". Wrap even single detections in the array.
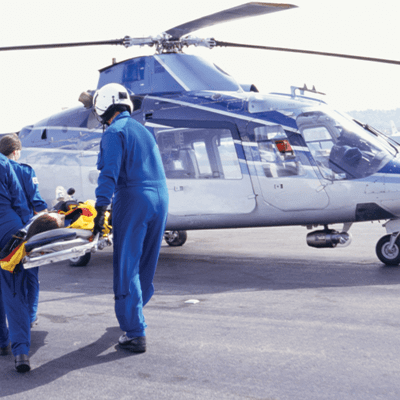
[
  {"xmin": 0, "ymin": 343, "xmax": 11, "ymax": 356},
  {"xmin": 118, "ymin": 334, "xmax": 146, "ymax": 353},
  {"xmin": 15, "ymin": 354, "xmax": 30, "ymax": 372}
]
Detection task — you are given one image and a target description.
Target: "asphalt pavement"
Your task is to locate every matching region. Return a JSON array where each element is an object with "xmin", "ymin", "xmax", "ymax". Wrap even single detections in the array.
[{"xmin": 1, "ymin": 221, "xmax": 400, "ymax": 399}]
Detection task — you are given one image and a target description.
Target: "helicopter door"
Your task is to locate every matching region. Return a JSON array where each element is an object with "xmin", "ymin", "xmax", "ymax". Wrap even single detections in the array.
[
  {"xmin": 153, "ymin": 125, "xmax": 256, "ymax": 216},
  {"xmin": 246, "ymin": 122, "xmax": 329, "ymax": 211}
]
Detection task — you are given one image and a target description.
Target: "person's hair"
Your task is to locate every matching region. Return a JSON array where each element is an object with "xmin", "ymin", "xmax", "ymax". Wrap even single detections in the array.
[
  {"xmin": 26, "ymin": 214, "xmax": 60, "ymax": 240},
  {"xmin": 0, "ymin": 133, "xmax": 22, "ymax": 158},
  {"xmin": 101, "ymin": 104, "xmax": 131, "ymax": 125}
]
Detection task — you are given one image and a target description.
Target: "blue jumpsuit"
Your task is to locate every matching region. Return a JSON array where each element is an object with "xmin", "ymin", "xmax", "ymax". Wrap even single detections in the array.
[
  {"xmin": 9, "ymin": 160, "xmax": 48, "ymax": 325},
  {"xmin": 0, "ymin": 153, "xmax": 31, "ymax": 356},
  {"xmin": 96, "ymin": 111, "xmax": 169, "ymax": 337}
]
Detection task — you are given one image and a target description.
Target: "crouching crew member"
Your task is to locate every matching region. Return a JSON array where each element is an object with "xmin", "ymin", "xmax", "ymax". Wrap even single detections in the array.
[{"xmin": 93, "ymin": 83, "xmax": 169, "ymax": 352}]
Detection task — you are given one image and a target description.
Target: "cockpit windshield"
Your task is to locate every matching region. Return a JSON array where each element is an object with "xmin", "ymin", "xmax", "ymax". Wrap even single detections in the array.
[{"xmin": 296, "ymin": 110, "xmax": 395, "ymax": 180}]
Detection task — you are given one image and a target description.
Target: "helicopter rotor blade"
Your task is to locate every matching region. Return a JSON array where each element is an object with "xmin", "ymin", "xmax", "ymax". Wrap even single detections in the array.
[
  {"xmin": 165, "ymin": 2, "xmax": 297, "ymax": 40},
  {"xmin": 0, "ymin": 36, "xmax": 156, "ymax": 52},
  {"xmin": 215, "ymin": 40, "xmax": 400, "ymax": 66},
  {"xmin": 0, "ymin": 39, "xmax": 125, "ymax": 52}
]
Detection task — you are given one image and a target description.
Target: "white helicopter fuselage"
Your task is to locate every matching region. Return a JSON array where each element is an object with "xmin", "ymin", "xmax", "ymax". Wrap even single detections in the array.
[{"xmin": 19, "ymin": 89, "xmax": 400, "ymax": 234}]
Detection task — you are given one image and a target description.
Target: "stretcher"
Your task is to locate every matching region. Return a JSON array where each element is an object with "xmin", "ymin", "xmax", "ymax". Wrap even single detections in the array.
[
  {"xmin": 0, "ymin": 196, "xmax": 113, "ymax": 271},
  {"xmin": 22, "ymin": 229, "xmax": 112, "ymax": 269}
]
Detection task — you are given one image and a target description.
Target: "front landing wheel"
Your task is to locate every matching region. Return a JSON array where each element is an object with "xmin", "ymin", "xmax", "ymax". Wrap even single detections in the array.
[{"xmin": 376, "ymin": 235, "xmax": 400, "ymax": 266}]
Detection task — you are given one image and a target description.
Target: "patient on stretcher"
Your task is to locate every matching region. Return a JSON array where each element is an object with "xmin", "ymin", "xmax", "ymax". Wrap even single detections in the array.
[{"xmin": 0, "ymin": 200, "xmax": 111, "ymax": 271}]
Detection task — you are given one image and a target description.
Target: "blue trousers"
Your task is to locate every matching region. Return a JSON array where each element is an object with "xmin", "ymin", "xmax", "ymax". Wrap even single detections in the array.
[
  {"xmin": 0, "ymin": 293, "xmax": 8, "ymax": 348},
  {"xmin": 26, "ymin": 268, "xmax": 39, "ymax": 323},
  {"xmin": 0, "ymin": 268, "xmax": 37, "ymax": 350},
  {"xmin": 0, "ymin": 267, "xmax": 30, "ymax": 356},
  {"xmin": 113, "ymin": 185, "xmax": 168, "ymax": 337},
  {"xmin": 0, "ymin": 224, "xmax": 31, "ymax": 356}
]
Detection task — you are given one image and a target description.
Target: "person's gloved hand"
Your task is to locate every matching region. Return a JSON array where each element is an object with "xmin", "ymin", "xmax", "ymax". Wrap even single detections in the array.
[{"xmin": 93, "ymin": 205, "xmax": 108, "ymax": 236}]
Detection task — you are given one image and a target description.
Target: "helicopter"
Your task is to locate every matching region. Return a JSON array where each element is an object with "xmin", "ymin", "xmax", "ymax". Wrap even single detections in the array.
[{"xmin": 3, "ymin": 2, "xmax": 400, "ymax": 265}]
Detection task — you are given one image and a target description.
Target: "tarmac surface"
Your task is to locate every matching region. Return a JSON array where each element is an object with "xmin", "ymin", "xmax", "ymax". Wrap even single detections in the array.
[{"xmin": 1, "ymin": 221, "xmax": 400, "ymax": 399}]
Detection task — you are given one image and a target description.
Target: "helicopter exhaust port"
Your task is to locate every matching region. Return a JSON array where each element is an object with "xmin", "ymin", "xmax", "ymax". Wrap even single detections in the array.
[{"xmin": 306, "ymin": 229, "xmax": 352, "ymax": 248}]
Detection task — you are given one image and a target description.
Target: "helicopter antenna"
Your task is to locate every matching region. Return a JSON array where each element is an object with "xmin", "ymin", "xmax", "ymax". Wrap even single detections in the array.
[{"xmin": 291, "ymin": 85, "xmax": 325, "ymax": 97}]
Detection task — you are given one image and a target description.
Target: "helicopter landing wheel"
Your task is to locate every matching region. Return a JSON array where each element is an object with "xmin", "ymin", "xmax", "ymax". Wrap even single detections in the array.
[
  {"xmin": 69, "ymin": 252, "xmax": 91, "ymax": 267},
  {"xmin": 164, "ymin": 230, "xmax": 187, "ymax": 247},
  {"xmin": 376, "ymin": 235, "xmax": 400, "ymax": 266}
]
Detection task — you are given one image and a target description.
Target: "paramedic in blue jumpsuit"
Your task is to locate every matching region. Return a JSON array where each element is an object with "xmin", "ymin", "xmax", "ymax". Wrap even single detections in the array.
[
  {"xmin": 0, "ymin": 133, "xmax": 48, "ymax": 329},
  {"xmin": 92, "ymin": 83, "xmax": 169, "ymax": 353},
  {"xmin": 0, "ymin": 152, "xmax": 32, "ymax": 372}
]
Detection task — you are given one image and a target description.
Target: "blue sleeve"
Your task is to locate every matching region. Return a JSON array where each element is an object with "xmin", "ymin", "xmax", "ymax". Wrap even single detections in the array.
[
  {"xmin": 22, "ymin": 165, "xmax": 48, "ymax": 212},
  {"xmin": 6, "ymin": 163, "xmax": 30, "ymax": 224},
  {"xmin": 95, "ymin": 130, "xmax": 124, "ymax": 207}
]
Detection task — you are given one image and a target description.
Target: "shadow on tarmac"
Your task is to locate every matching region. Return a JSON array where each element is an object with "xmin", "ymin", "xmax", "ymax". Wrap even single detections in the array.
[
  {"xmin": 154, "ymin": 253, "xmax": 400, "ymax": 294},
  {"xmin": 36, "ymin": 251, "xmax": 400, "ymax": 299},
  {"xmin": 0, "ymin": 327, "xmax": 138, "ymax": 397}
]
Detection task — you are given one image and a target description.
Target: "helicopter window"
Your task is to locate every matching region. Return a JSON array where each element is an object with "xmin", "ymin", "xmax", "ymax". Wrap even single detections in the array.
[
  {"xmin": 301, "ymin": 126, "xmax": 339, "ymax": 180},
  {"xmin": 193, "ymin": 142, "xmax": 212, "ymax": 175},
  {"xmin": 155, "ymin": 127, "xmax": 242, "ymax": 180},
  {"xmin": 123, "ymin": 59, "xmax": 145, "ymax": 82},
  {"xmin": 254, "ymin": 125, "xmax": 303, "ymax": 178},
  {"xmin": 216, "ymin": 136, "xmax": 242, "ymax": 179},
  {"xmin": 297, "ymin": 110, "xmax": 394, "ymax": 180}
]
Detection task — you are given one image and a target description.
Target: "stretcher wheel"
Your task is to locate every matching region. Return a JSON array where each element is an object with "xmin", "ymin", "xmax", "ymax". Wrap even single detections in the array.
[
  {"xmin": 164, "ymin": 230, "xmax": 187, "ymax": 246},
  {"xmin": 69, "ymin": 252, "xmax": 91, "ymax": 267}
]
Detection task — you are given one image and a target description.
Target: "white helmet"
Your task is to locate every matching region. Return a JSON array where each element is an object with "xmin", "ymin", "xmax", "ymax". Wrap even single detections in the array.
[{"xmin": 93, "ymin": 83, "xmax": 133, "ymax": 123}]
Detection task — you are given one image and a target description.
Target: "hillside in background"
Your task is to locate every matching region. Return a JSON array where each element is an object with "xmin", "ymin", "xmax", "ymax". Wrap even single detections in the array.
[{"xmin": 347, "ymin": 108, "xmax": 400, "ymax": 134}]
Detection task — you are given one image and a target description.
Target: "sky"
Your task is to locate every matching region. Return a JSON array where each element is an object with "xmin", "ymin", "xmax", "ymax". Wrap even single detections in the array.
[{"xmin": 1, "ymin": 0, "xmax": 400, "ymax": 133}]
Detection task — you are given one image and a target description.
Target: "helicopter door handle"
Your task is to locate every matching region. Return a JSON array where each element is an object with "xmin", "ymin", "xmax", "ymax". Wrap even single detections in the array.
[{"xmin": 167, "ymin": 184, "xmax": 184, "ymax": 192}]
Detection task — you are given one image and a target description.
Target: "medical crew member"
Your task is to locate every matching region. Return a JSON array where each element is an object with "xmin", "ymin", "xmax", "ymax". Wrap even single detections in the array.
[
  {"xmin": 93, "ymin": 83, "xmax": 169, "ymax": 353},
  {"xmin": 0, "ymin": 152, "xmax": 31, "ymax": 372},
  {"xmin": 0, "ymin": 134, "xmax": 48, "ymax": 329}
]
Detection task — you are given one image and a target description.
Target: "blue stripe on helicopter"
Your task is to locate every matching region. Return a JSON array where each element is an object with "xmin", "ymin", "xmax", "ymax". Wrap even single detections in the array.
[
  {"xmin": 377, "ymin": 158, "xmax": 400, "ymax": 175},
  {"xmin": 146, "ymin": 94, "xmax": 299, "ymax": 131}
]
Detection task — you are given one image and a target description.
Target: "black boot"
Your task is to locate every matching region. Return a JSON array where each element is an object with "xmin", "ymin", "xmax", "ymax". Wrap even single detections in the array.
[
  {"xmin": 15, "ymin": 354, "xmax": 30, "ymax": 372},
  {"xmin": 0, "ymin": 343, "xmax": 11, "ymax": 356},
  {"xmin": 118, "ymin": 334, "xmax": 146, "ymax": 353}
]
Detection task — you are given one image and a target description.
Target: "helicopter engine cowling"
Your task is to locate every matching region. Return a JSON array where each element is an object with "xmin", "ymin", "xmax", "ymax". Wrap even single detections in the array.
[{"xmin": 306, "ymin": 229, "xmax": 352, "ymax": 248}]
